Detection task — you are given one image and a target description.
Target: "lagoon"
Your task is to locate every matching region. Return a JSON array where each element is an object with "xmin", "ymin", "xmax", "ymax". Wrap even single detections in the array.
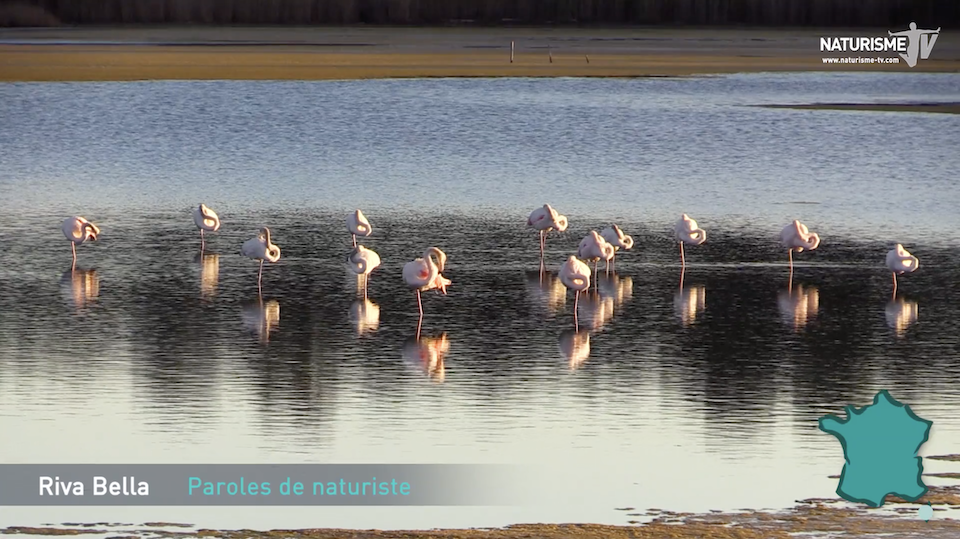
[{"xmin": 0, "ymin": 73, "xmax": 959, "ymax": 530}]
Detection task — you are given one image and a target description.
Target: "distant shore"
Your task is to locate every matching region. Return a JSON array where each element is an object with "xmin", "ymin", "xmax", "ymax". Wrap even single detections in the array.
[
  {"xmin": 760, "ymin": 103, "xmax": 960, "ymax": 114},
  {"xmin": 1, "ymin": 26, "xmax": 959, "ymax": 82}
]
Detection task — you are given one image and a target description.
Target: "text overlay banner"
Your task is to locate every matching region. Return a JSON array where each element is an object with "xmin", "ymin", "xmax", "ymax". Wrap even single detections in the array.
[{"xmin": 0, "ymin": 464, "xmax": 520, "ymax": 506}]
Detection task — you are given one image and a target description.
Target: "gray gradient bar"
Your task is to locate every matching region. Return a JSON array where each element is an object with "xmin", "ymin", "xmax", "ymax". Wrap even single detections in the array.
[{"xmin": 0, "ymin": 465, "xmax": 521, "ymax": 506}]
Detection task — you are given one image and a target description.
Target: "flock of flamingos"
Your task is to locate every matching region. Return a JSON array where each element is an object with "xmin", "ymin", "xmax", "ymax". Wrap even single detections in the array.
[
  {"xmin": 57, "ymin": 202, "xmax": 924, "ymax": 375},
  {"xmin": 61, "ymin": 202, "xmax": 921, "ymax": 320}
]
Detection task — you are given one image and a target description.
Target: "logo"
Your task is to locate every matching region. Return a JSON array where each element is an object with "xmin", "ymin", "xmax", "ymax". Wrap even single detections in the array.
[
  {"xmin": 889, "ymin": 23, "xmax": 941, "ymax": 67},
  {"xmin": 819, "ymin": 22, "xmax": 941, "ymax": 67}
]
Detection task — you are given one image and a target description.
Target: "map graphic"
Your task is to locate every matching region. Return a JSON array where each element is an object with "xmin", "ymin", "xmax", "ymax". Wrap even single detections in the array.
[{"xmin": 818, "ymin": 389, "xmax": 932, "ymax": 507}]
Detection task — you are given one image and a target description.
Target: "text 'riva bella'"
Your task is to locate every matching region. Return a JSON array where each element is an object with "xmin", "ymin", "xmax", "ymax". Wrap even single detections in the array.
[{"xmin": 39, "ymin": 476, "xmax": 149, "ymax": 496}]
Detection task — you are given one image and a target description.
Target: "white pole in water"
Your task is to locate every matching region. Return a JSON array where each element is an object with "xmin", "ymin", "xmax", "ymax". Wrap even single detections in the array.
[{"xmin": 510, "ymin": 40, "xmax": 515, "ymax": 63}]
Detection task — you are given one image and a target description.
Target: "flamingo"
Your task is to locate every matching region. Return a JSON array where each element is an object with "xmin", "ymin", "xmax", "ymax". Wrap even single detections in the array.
[
  {"xmin": 347, "ymin": 245, "xmax": 381, "ymax": 298},
  {"xmin": 559, "ymin": 255, "xmax": 591, "ymax": 328},
  {"xmin": 675, "ymin": 214, "xmax": 706, "ymax": 267},
  {"xmin": 780, "ymin": 220, "xmax": 820, "ymax": 271},
  {"xmin": 62, "ymin": 216, "xmax": 100, "ymax": 269},
  {"xmin": 192, "ymin": 204, "xmax": 220, "ymax": 250},
  {"xmin": 402, "ymin": 247, "xmax": 451, "ymax": 336},
  {"xmin": 577, "ymin": 231, "xmax": 615, "ymax": 279},
  {"xmin": 600, "ymin": 225, "xmax": 634, "ymax": 272},
  {"xmin": 527, "ymin": 204, "xmax": 569, "ymax": 270},
  {"xmin": 241, "ymin": 227, "xmax": 281, "ymax": 291},
  {"xmin": 347, "ymin": 209, "xmax": 372, "ymax": 248},
  {"xmin": 886, "ymin": 244, "xmax": 919, "ymax": 297}
]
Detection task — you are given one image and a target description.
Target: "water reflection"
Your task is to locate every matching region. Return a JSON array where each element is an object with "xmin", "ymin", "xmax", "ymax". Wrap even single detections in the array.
[
  {"xmin": 675, "ymin": 284, "xmax": 706, "ymax": 327},
  {"xmin": 525, "ymin": 271, "xmax": 566, "ymax": 316},
  {"xmin": 241, "ymin": 298, "xmax": 281, "ymax": 343},
  {"xmin": 196, "ymin": 253, "xmax": 219, "ymax": 300},
  {"xmin": 778, "ymin": 283, "xmax": 819, "ymax": 331},
  {"xmin": 2, "ymin": 210, "xmax": 960, "ymax": 470},
  {"xmin": 598, "ymin": 274, "xmax": 633, "ymax": 306},
  {"xmin": 576, "ymin": 291, "xmax": 615, "ymax": 332},
  {"xmin": 59, "ymin": 268, "xmax": 99, "ymax": 310},
  {"xmin": 349, "ymin": 298, "xmax": 380, "ymax": 336},
  {"xmin": 886, "ymin": 298, "xmax": 919, "ymax": 338},
  {"xmin": 558, "ymin": 329, "xmax": 591, "ymax": 371},
  {"xmin": 401, "ymin": 333, "xmax": 449, "ymax": 382}
]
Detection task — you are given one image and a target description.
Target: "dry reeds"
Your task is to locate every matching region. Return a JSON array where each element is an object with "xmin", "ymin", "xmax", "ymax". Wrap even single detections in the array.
[{"xmin": 1, "ymin": 0, "xmax": 957, "ymax": 27}]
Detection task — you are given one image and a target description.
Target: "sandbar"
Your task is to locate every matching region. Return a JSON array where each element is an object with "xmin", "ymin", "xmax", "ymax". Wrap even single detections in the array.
[
  {"xmin": 759, "ymin": 102, "xmax": 960, "ymax": 114},
  {"xmin": 1, "ymin": 26, "xmax": 959, "ymax": 82}
]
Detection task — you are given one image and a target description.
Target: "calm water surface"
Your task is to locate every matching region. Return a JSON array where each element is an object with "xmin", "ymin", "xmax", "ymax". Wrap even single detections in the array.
[{"xmin": 1, "ymin": 73, "xmax": 959, "ymax": 530}]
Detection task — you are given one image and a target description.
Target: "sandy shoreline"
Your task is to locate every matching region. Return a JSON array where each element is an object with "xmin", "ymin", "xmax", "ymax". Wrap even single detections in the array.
[
  {"xmin": 4, "ymin": 488, "xmax": 960, "ymax": 538},
  {"xmin": 4, "ymin": 473, "xmax": 960, "ymax": 539},
  {"xmin": 1, "ymin": 26, "xmax": 959, "ymax": 81}
]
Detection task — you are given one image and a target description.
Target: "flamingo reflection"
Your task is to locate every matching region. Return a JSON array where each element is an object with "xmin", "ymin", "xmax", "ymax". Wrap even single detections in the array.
[
  {"xmin": 525, "ymin": 271, "xmax": 566, "ymax": 316},
  {"xmin": 60, "ymin": 268, "xmax": 99, "ymax": 310},
  {"xmin": 778, "ymin": 283, "xmax": 819, "ymax": 331},
  {"xmin": 242, "ymin": 297, "xmax": 281, "ymax": 343},
  {"xmin": 559, "ymin": 329, "xmax": 591, "ymax": 371},
  {"xmin": 576, "ymin": 291, "xmax": 615, "ymax": 332},
  {"xmin": 402, "ymin": 333, "xmax": 449, "ymax": 382},
  {"xmin": 886, "ymin": 297, "xmax": 918, "ymax": 338},
  {"xmin": 675, "ymin": 269, "xmax": 705, "ymax": 327},
  {"xmin": 598, "ymin": 273, "xmax": 633, "ymax": 306},
  {"xmin": 195, "ymin": 253, "xmax": 220, "ymax": 300},
  {"xmin": 350, "ymin": 298, "xmax": 381, "ymax": 336}
]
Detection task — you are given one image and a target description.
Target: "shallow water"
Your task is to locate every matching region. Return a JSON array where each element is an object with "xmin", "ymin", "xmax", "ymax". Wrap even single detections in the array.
[{"xmin": 1, "ymin": 73, "xmax": 959, "ymax": 530}]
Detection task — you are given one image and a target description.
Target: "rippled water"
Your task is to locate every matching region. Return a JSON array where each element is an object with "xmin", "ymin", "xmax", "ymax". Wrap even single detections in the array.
[{"xmin": 1, "ymin": 73, "xmax": 959, "ymax": 530}]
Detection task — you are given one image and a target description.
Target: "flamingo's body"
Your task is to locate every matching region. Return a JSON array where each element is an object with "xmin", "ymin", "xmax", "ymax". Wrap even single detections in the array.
[
  {"xmin": 886, "ymin": 243, "xmax": 919, "ymax": 297},
  {"xmin": 241, "ymin": 227, "xmax": 281, "ymax": 290},
  {"xmin": 577, "ymin": 231, "xmax": 615, "ymax": 277},
  {"xmin": 62, "ymin": 216, "xmax": 100, "ymax": 268},
  {"xmin": 675, "ymin": 214, "xmax": 706, "ymax": 267},
  {"xmin": 527, "ymin": 204, "xmax": 569, "ymax": 269},
  {"xmin": 347, "ymin": 209, "xmax": 372, "ymax": 247},
  {"xmin": 780, "ymin": 220, "xmax": 820, "ymax": 270},
  {"xmin": 600, "ymin": 225, "xmax": 634, "ymax": 271},
  {"xmin": 403, "ymin": 247, "xmax": 451, "ymax": 333},
  {"xmin": 348, "ymin": 245, "xmax": 381, "ymax": 297},
  {"xmin": 559, "ymin": 255, "xmax": 591, "ymax": 327},
  {"xmin": 192, "ymin": 204, "xmax": 220, "ymax": 249}
]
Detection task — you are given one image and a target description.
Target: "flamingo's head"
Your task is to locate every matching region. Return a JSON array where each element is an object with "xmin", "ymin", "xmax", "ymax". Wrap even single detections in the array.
[{"xmin": 82, "ymin": 220, "xmax": 100, "ymax": 241}]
